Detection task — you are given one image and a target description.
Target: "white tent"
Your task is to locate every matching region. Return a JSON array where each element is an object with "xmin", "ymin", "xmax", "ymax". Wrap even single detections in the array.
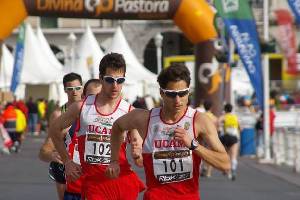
[
  {"xmin": 0, "ymin": 44, "xmax": 14, "ymax": 89},
  {"xmin": 36, "ymin": 27, "xmax": 64, "ymax": 71},
  {"xmin": 36, "ymin": 26, "xmax": 67, "ymax": 104},
  {"xmin": 231, "ymin": 62, "xmax": 254, "ymax": 97},
  {"xmin": 64, "ymin": 26, "xmax": 104, "ymax": 82},
  {"xmin": 106, "ymin": 27, "xmax": 159, "ymax": 102},
  {"xmin": 75, "ymin": 26, "xmax": 104, "ymax": 80},
  {"xmin": 21, "ymin": 24, "xmax": 63, "ymax": 84},
  {"xmin": 13, "ymin": 24, "xmax": 65, "ymax": 103}
]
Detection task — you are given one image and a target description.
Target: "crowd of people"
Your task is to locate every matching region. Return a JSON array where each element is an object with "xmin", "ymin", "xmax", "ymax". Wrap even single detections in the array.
[{"xmin": 0, "ymin": 97, "xmax": 58, "ymax": 154}]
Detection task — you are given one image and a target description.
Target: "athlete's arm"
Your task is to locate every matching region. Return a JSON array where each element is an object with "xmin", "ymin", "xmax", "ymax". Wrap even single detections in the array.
[
  {"xmin": 39, "ymin": 136, "xmax": 62, "ymax": 163},
  {"xmin": 174, "ymin": 112, "xmax": 230, "ymax": 171},
  {"xmin": 195, "ymin": 113, "xmax": 230, "ymax": 171},
  {"xmin": 39, "ymin": 110, "xmax": 63, "ymax": 163},
  {"xmin": 49, "ymin": 101, "xmax": 82, "ymax": 181},
  {"xmin": 128, "ymin": 107, "xmax": 144, "ymax": 167},
  {"xmin": 106, "ymin": 109, "xmax": 149, "ymax": 178},
  {"xmin": 129, "ymin": 129, "xmax": 144, "ymax": 167}
]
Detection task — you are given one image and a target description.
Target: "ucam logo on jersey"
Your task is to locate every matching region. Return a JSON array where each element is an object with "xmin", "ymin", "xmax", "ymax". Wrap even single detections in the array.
[
  {"xmin": 87, "ymin": 125, "xmax": 112, "ymax": 135},
  {"xmin": 154, "ymin": 139, "xmax": 185, "ymax": 148}
]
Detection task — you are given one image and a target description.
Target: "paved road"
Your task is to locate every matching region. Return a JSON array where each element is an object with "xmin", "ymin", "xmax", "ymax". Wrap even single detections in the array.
[{"xmin": 1, "ymin": 135, "xmax": 300, "ymax": 200}]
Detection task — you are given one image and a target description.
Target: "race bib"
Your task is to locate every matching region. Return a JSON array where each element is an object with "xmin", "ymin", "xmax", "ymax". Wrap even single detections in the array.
[
  {"xmin": 84, "ymin": 134, "xmax": 111, "ymax": 164},
  {"xmin": 153, "ymin": 150, "xmax": 193, "ymax": 184}
]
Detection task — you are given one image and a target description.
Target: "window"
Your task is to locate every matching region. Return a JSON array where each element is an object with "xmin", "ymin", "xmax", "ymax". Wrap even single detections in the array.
[{"xmin": 40, "ymin": 17, "xmax": 58, "ymax": 28}]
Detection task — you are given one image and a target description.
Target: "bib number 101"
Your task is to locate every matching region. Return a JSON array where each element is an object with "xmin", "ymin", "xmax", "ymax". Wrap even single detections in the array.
[
  {"xmin": 93, "ymin": 143, "xmax": 111, "ymax": 156},
  {"xmin": 162, "ymin": 159, "xmax": 183, "ymax": 173}
]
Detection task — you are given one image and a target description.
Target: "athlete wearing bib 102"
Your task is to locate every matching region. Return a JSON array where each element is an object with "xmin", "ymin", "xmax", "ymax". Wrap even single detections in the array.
[
  {"xmin": 142, "ymin": 107, "xmax": 201, "ymax": 200},
  {"xmin": 77, "ymin": 94, "xmax": 144, "ymax": 200}
]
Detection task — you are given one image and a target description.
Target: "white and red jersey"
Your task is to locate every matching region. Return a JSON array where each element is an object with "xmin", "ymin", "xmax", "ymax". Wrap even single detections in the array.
[
  {"xmin": 64, "ymin": 121, "xmax": 82, "ymax": 193},
  {"xmin": 77, "ymin": 94, "xmax": 132, "ymax": 181},
  {"xmin": 142, "ymin": 107, "xmax": 201, "ymax": 199}
]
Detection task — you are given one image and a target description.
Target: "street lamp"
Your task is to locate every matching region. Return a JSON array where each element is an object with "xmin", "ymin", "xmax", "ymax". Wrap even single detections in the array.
[
  {"xmin": 67, "ymin": 32, "xmax": 77, "ymax": 72},
  {"xmin": 154, "ymin": 33, "xmax": 163, "ymax": 74}
]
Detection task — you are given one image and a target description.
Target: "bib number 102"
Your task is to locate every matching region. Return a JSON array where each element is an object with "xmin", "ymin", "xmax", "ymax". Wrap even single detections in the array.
[
  {"xmin": 93, "ymin": 143, "xmax": 111, "ymax": 156},
  {"xmin": 162, "ymin": 159, "xmax": 183, "ymax": 173}
]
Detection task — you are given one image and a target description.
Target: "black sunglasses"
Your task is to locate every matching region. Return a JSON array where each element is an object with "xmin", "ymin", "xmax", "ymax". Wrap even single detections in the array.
[
  {"xmin": 160, "ymin": 88, "xmax": 190, "ymax": 98},
  {"xmin": 103, "ymin": 76, "xmax": 126, "ymax": 84}
]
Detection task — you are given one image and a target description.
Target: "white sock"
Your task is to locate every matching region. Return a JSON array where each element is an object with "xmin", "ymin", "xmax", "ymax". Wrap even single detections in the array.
[{"xmin": 231, "ymin": 159, "xmax": 238, "ymax": 171}]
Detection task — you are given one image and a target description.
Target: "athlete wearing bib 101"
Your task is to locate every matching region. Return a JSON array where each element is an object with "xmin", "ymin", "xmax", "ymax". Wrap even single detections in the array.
[
  {"xmin": 142, "ymin": 107, "xmax": 201, "ymax": 200},
  {"xmin": 77, "ymin": 94, "xmax": 144, "ymax": 200}
]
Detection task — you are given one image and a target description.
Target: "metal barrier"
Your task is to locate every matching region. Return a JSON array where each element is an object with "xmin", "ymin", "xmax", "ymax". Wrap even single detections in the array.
[{"xmin": 273, "ymin": 111, "xmax": 300, "ymax": 173}]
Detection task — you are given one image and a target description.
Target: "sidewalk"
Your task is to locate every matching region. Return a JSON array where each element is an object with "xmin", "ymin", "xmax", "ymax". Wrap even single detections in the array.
[
  {"xmin": 200, "ymin": 156, "xmax": 300, "ymax": 200},
  {"xmin": 241, "ymin": 156, "xmax": 300, "ymax": 188}
]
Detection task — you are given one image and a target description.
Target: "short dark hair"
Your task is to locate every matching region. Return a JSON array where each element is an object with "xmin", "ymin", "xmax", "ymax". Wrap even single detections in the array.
[
  {"xmin": 157, "ymin": 63, "xmax": 191, "ymax": 89},
  {"xmin": 224, "ymin": 103, "xmax": 233, "ymax": 113},
  {"xmin": 63, "ymin": 73, "xmax": 82, "ymax": 87},
  {"xmin": 99, "ymin": 53, "xmax": 126, "ymax": 77},
  {"xmin": 83, "ymin": 79, "xmax": 101, "ymax": 96},
  {"xmin": 203, "ymin": 100, "xmax": 212, "ymax": 111}
]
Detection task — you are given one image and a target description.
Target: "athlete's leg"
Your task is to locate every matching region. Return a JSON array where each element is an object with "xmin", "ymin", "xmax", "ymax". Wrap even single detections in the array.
[
  {"xmin": 206, "ymin": 164, "xmax": 213, "ymax": 177},
  {"xmin": 228, "ymin": 142, "xmax": 239, "ymax": 180},
  {"xmin": 55, "ymin": 182, "xmax": 66, "ymax": 200},
  {"xmin": 64, "ymin": 191, "xmax": 81, "ymax": 200}
]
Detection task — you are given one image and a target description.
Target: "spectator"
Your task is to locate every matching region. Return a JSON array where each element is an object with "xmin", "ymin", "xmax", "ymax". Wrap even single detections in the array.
[
  {"xmin": 255, "ymin": 113, "xmax": 264, "ymax": 158},
  {"xmin": 15, "ymin": 107, "xmax": 27, "ymax": 152},
  {"xmin": 0, "ymin": 112, "xmax": 13, "ymax": 154},
  {"xmin": 14, "ymin": 100, "xmax": 28, "ymax": 120},
  {"xmin": 37, "ymin": 98, "xmax": 47, "ymax": 134},
  {"xmin": 132, "ymin": 96, "xmax": 147, "ymax": 109},
  {"xmin": 270, "ymin": 106, "xmax": 276, "ymax": 137},
  {"xmin": 2, "ymin": 103, "xmax": 17, "ymax": 152},
  {"xmin": 26, "ymin": 97, "xmax": 39, "ymax": 136}
]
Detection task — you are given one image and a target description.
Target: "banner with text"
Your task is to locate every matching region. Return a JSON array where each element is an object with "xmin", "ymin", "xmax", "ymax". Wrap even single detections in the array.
[
  {"xmin": 214, "ymin": 0, "xmax": 264, "ymax": 109},
  {"xmin": 288, "ymin": 0, "xmax": 300, "ymax": 24}
]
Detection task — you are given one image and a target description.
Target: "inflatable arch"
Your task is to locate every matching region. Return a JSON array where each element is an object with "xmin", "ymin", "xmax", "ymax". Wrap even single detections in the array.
[{"xmin": 0, "ymin": 0, "xmax": 222, "ymax": 111}]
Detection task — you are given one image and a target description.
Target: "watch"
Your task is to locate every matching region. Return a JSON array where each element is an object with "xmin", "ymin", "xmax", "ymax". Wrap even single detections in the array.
[{"xmin": 189, "ymin": 139, "xmax": 199, "ymax": 150}]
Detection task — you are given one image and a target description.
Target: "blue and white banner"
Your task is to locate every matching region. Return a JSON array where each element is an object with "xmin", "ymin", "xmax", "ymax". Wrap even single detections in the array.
[
  {"xmin": 224, "ymin": 19, "xmax": 264, "ymax": 108},
  {"xmin": 288, "ymin": 0, "xmax": 300, "ymax": 24},
  {"xmin": 214, "ymin": 0, "xmax": 264, "ymax": 109},
  {"xmin": 10, "ymin": 23, "xmax": 25, "ymax": 93}
]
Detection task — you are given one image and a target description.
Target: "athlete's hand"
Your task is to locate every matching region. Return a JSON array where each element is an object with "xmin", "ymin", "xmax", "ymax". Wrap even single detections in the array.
[
  {"xmin": 64, "ymin": 159, "xmax": 82, "ymax": 182},
  {"xmin": 51, "ymin": 151, "xmax": 63, "ymax": 164},
  {"xmin": 131, "ymin": 138, "xmax": 143, "ymax": 168},
  {"xmin": 174, "ymin": 127, "xmax": 193, "ymax": 149},
  {"xmin": 105, "ymin": 161, "xmax": 120, "ymax": 179}
]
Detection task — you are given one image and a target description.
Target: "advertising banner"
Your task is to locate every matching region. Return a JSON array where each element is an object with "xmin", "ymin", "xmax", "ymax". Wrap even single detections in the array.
[
  {"xmin": 23, "ymin": 0, "xmax": 180, "ymax": 19},
  {"xmin": 287, "ymin": 0, "xmax": 300, "ymax": 24},
  {"xmin": 214, "ymin": 0, "xmax": 264, "ymax": 109},
  {"xmin": 10, "ymin": 23, "xmax": 25, "ymax": 93}
]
